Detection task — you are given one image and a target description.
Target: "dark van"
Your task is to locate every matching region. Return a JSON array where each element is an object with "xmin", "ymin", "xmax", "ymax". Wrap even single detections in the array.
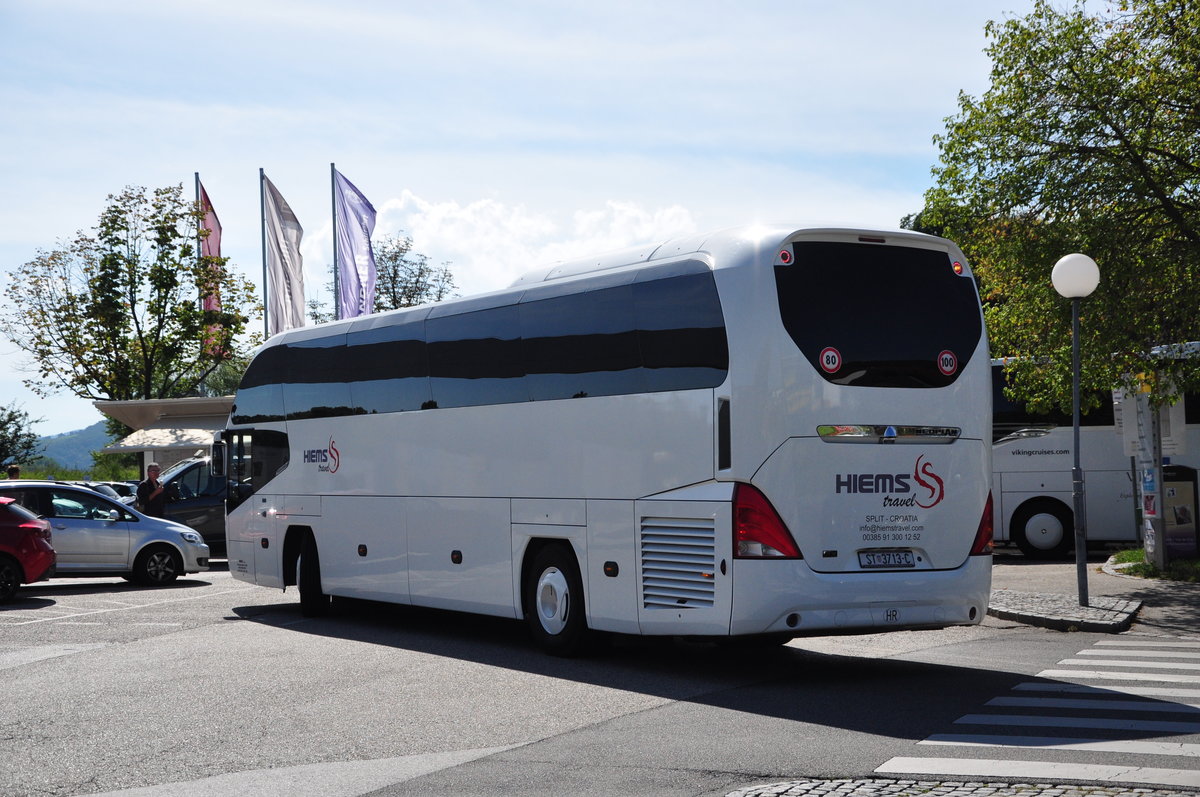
[{"xmin": 159, "ymin": 457, "xmax": 227, "ymax": 557}]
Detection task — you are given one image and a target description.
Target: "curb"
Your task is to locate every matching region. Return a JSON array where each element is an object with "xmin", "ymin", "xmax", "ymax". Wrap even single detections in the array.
[
  {"xmin": 987, "ymin": 590, "xmax": 1142, "ymax": 632},
  {"xmin": 986, "ymin": 556, "xmax": 1143, "ymax": 633}
]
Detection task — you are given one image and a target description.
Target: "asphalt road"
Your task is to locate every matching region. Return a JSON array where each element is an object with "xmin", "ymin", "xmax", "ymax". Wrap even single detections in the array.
[{"xmin": 2, "ymin": 554, "xmax": 1198, "ymax": 796}]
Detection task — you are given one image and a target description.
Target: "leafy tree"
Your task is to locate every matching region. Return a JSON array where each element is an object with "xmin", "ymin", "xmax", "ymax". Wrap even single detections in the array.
[
  {"xmin": 914, "ymin": 0, "xmax": 1200, "ymax": 413},
  {"xmin": 0, "ymin": 185, "xmax": 260, "ymax": 402},
  {"xmin": 198, "ymin": 354, "xmax": 254, "ymax": 397},
  {"xmin": 0, "ymin": 402, "xmax": 43, "ymax": 467},
  {"xmin": 373, "ymin": 233, "xmax": 456, "ymax": 311},
  {"xmin": 306, "ymin": 232, "xmax": 457, "ymax": 323}
]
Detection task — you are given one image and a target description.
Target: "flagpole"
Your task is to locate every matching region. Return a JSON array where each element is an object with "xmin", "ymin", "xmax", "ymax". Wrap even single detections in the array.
[
  {"xmin": 194, "ymin": 172, "xmax": 201, "ymax": 234},
  {"xmin": 260, "ymin": 168, "xmax": 269, "ymax": 338},
  {"xmin": 331, "ymin": 163, "xmax": 339, "ymax": 321},
  {"xmin": 195, "ymin": 171, "xmax": 202, "ymax": 272}
]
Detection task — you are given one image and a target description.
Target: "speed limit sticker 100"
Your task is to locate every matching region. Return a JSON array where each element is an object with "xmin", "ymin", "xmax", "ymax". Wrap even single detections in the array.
[{"xmin": 937, "ymin": 350, "xmax": 958, "ymax": 376}]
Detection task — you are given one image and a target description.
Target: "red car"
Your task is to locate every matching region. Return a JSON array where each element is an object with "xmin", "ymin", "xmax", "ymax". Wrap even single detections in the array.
[{"xmin": 0, "ymin": 495, "xmax": 55, "ymax": 602}]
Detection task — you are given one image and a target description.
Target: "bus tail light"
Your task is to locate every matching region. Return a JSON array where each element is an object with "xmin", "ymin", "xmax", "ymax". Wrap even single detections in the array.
[
  {"xmin": 733, "ymin": 483, "xmax": 802, "ymax": 559},
  {"xmin": 970, "ymin": 492, "xmax": 994, "ymax": 556}
]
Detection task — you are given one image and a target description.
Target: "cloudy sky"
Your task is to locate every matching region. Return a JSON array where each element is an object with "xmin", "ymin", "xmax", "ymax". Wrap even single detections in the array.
[{"xmin": 0, "ymin": 0, "xmax": 1035, "ymax": 437}]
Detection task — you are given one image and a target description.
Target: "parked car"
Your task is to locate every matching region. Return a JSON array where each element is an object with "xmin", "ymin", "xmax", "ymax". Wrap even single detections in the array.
[
  {"xmin": 0, "ymin": 481, "xmax": 209, "ymax": 585},
  {"xmin": 0, "ymin": 496, "xmax": 56, "ymax": 602},
  {"xmin": 97, "ymin": 481, "xmax": 136, "ymax": 499},
  {"xmin": 72, "ymin": 481, "xmax": 137, "ymax": 506},
  {"xmin": 157, "ymin": 457, "xmax": 227, "ymax": 557}
]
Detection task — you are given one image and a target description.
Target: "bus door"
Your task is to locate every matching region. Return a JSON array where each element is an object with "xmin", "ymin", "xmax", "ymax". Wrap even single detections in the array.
[{"xmin": 223, "ymin": 428, "xmax": 290, "ymax": 586}]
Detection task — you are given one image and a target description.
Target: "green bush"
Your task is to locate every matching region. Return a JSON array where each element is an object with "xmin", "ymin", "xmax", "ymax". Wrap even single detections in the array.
[{"xmin": 1111, "ymin": 548, "xmax": 1200, "ymax": 583}]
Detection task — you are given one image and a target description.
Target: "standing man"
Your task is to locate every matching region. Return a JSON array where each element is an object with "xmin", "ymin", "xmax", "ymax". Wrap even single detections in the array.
[{"xmin": 137, "ymin": 462, "xmax": 167, "ymax": 517}]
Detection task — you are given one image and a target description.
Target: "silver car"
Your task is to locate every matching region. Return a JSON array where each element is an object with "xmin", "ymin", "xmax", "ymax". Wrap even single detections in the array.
[{"xmin": 0, "ymin": 481, "xmax": 210, "ymax": 585}]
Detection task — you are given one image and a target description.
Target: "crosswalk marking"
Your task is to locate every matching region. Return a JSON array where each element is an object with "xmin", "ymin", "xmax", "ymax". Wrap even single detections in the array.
[
  {"xmin": 1039, "ymin": 668, "xmax": 1200, "ymax": 683},
  {"xmin": 920, "ymin": 734, "xmax": 1200, "ymax": 757},
  {"xmin": 955, "ymin": 712, "xmax": 1200, "ymax": 733},
  {"xmin": 1013, "ymin": 681, "xmax": 1200, "ymax": 699},
  {"xmin": 1058, "ymin": 657, "xmax": 1200, "ymax": 670},
  {"xmin": 1078, "ymin": 648, "xmax": 1200, "ymax": 659},
  {"xmin": 987, "ymin": 695, "xmax": 1200, "ymax": 712},
  {"xmin": 875, "ymin": 636, "xmax": 1200, "ymax": 788},
  {"xmin": 1097, "ymin": 639, "xmax": 1200, "ymax": 648}
]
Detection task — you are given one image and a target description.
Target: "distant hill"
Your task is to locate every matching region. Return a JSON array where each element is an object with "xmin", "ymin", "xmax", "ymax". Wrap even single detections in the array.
[{"xmin": 36, "ymin": 421, "xmax": 110, "ymax": 470}]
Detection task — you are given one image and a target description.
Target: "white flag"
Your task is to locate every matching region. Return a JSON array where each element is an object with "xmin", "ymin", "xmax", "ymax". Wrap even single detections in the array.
[
  {"xmin": 262, "ymin": 173, "xmax": 305, "ymax": 336},
  {"xmin": 333, "ymin": 169, "xmax": 377, "ymax": 319}
]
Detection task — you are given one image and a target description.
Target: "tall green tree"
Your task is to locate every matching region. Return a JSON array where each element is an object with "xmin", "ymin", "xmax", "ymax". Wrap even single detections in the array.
[
  {"xmin": 914, "ymin": 0, "xmax": 1200, "ymax": 412},
  {"xmin": 1, "ymin": 185, "xmax": 260, "ymax": 402},
  {"xmin": 0, "ymin": 402, "xmax": 43, "ymax": 467}
]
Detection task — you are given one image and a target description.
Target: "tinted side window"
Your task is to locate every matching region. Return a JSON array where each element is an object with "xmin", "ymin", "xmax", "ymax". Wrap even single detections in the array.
[
  {"xmin": 49, "ymin": 489, "xmax": 114, "ymax": 520},
  {"xmin": 428, "ymin": 306, "xmax": 526, "ymax": 408},
  {"xmin": 283, "ymin": 336, "xmax": 358, "ymax": 420},
  {"xmin": 233, "ymin": 266, "xmax": 729, "ymax": 417},
  {"xmin": 233, "ymin": 345, "xmax": 286, "ymax": 424},
  {"xmin": 520, "ymin": 283, "xmax": 644, "ymax": 400},
  {"xmin": 227, "ymin": 429, "xmax": 290, "ymax": 510},
  {"xmin": 346, "ymin": 321, "xmax": 432, "ymax": 413},
  {"xmin": 634, "ymin": 271, "xmax": 729, "ymax": 392},
  {"xmin": 0, "ymin": 488, "xmax": 43, "ymax": 516},
  {"xmin": 175, "ymin": 466, "xmax": 203, "ymax": 498},
  {"xmin": 992, "ymin": 364, "xmax": 1116, "ymax": 442}
]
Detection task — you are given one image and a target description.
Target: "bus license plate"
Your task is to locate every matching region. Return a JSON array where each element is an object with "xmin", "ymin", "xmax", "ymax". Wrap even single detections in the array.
[{"xmin": 858, "ymin": 550, "xmax": 916, "ymax": 569}]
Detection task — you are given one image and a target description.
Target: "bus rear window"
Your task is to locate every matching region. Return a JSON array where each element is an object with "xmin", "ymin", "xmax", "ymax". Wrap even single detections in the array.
[{"xmin": 775, "ymin": 241, "xmax": 982, "ymax": 388}]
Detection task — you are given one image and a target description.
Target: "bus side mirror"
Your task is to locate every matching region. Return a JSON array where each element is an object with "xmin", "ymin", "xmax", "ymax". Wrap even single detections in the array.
[{"xmin": 211, "ymin": 441, "xmax": 226, "ymax": 478}]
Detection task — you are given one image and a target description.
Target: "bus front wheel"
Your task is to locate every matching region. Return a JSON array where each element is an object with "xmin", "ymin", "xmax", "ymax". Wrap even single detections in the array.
[
  {"xmin": 1011, "ymin": 499, "xmax": 1073, "ymax": 560},
  {"xmin": 298, "ymin": 533, "xmax": 330, "ymax": 617},
  {"xmin": 524, "ymin": 543, "xmax": 589, "ymax": 656}
]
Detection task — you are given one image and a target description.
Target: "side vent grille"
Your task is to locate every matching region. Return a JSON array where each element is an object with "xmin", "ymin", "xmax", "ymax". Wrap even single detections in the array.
[{"xmin": 640, "ymin": 516, "xmax": 716, "ymax": 609}]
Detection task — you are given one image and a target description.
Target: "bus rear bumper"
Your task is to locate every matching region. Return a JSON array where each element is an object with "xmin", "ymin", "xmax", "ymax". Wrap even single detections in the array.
[{"xmin": 729, "ymin": 555, "xmax": 992, "ymax": 636}]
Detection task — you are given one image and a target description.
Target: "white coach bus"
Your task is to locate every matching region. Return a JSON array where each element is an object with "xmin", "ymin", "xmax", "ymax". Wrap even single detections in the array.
[
  {"xmin": 992, "ymin": 363, "xmax": 1199, "ymax": 558},
  {"xmin": 216, "ymin": 225, "xmax": 993, "ymax": 654}
]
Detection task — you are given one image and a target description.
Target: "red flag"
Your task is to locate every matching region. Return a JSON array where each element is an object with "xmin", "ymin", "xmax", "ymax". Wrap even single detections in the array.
[
  {"xmin": 200, "ymin": 181, "xmax": 222, "ymax": 257},
  {"xmin": 198, "ymin": 180, "xmax": 225, "ymax": 356},
  {"xmin": 199, "ymin": 181, "xmax": 222, "ymax": 312}
]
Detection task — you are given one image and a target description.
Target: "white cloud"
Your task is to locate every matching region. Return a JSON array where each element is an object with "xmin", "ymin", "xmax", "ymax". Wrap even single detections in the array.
[{"xmin": 374, "ymin": 192, "xmax": 698, "ymax": 296}]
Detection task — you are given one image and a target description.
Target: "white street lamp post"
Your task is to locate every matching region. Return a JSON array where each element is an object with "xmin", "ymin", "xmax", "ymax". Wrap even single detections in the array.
[{"xmin": 1051, "ymin": 253, "xmax": 1100, "ymax": 608}]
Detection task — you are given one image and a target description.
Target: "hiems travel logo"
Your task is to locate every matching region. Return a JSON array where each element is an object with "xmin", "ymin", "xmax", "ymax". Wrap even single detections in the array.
[
  {"xmin": 835, "ymin": 455, "xmax": 945, "ymax": 508},
  {"xmin": 303, "ymin": 437, "xmax": 341, "ymax": 473}
]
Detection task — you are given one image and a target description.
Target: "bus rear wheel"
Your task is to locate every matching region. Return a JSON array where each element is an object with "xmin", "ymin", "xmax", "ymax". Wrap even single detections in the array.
[
  {"xmin": 524, "ymin": 543, "xmax": 589, "ymax": 656},
  {"xmin": 1011, "ymin": 499, "xmax": 1073, "ymax": 560}
]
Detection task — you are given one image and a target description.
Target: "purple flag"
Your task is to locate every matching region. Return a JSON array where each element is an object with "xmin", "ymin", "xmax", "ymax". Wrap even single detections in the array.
[{"xmin": 333, "ymin": 169, "xmax": 377, "ymax": 319}]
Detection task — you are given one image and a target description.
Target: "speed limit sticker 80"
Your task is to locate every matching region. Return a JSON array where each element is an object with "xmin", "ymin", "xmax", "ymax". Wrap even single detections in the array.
[{"xmin": 819, "ymin": 347, "xmax": 842, "ymax": 374}]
